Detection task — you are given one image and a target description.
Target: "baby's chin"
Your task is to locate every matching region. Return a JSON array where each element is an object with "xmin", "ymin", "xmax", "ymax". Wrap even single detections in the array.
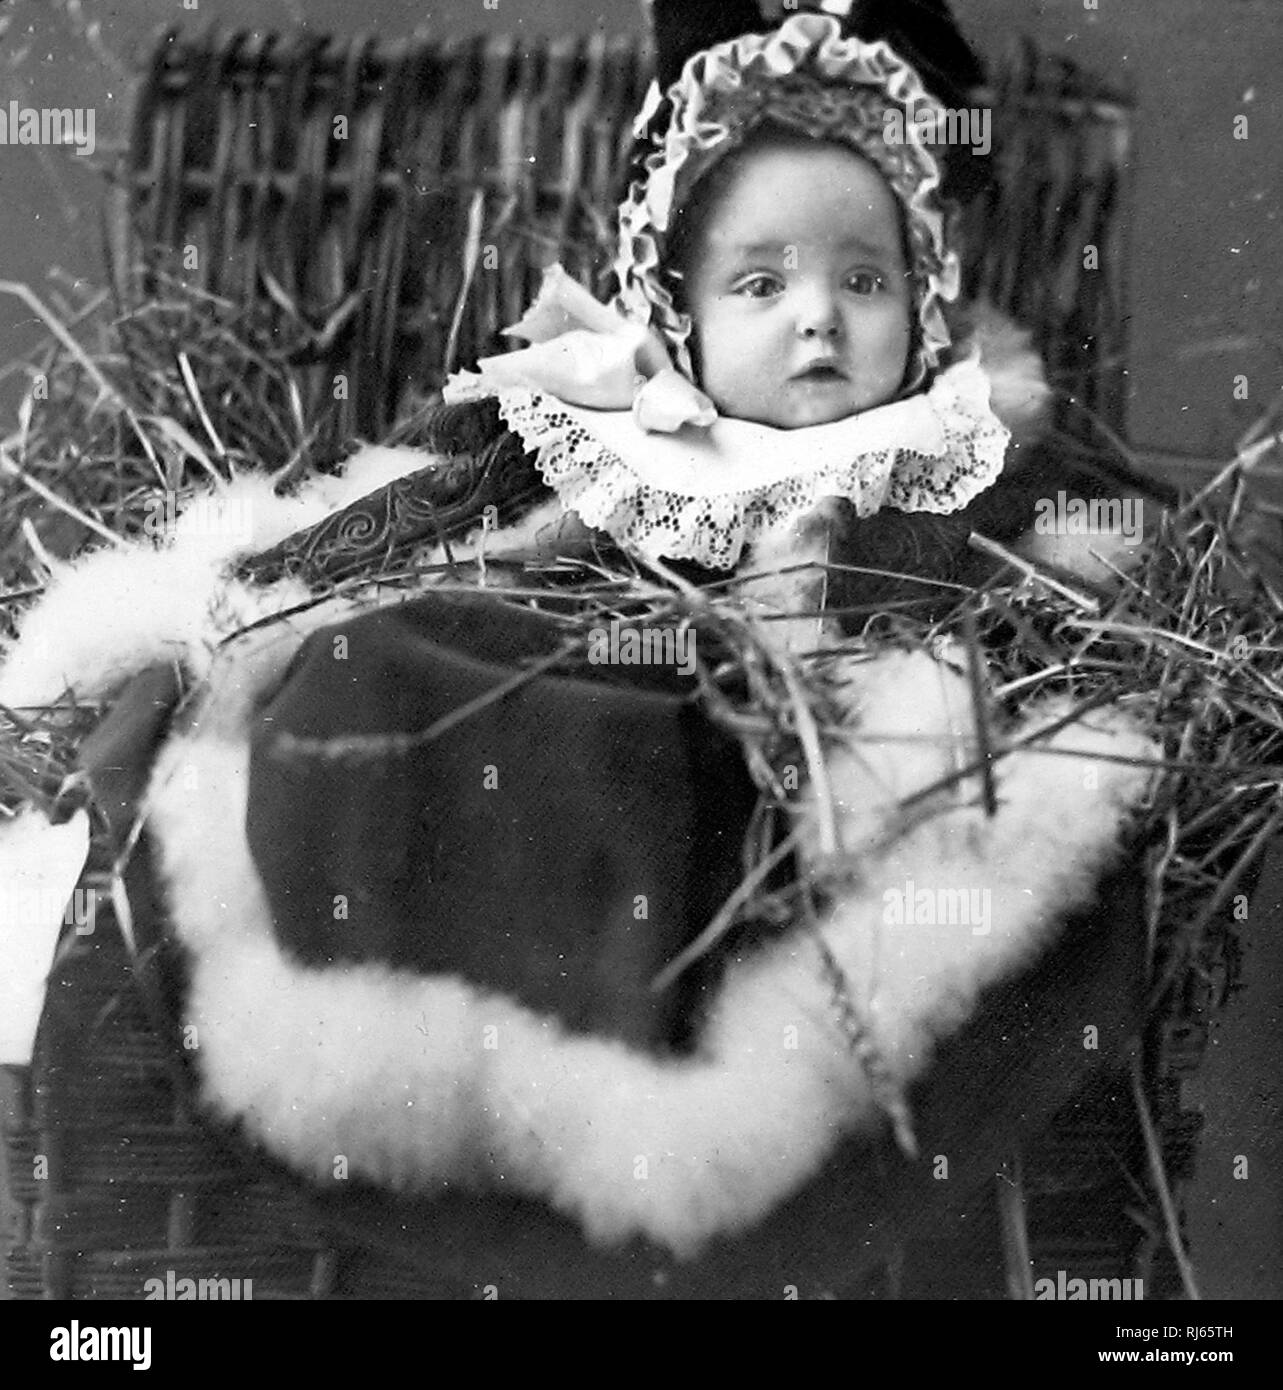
[{"xmin": 722, "ymin": 381, "xmax": 898, "ymax": 430}]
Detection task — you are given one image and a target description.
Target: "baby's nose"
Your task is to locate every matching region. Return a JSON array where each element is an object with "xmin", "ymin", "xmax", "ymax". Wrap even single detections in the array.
[{"xmin": 795, "ymin": 285, "xmax": 841, "ymax": 339}]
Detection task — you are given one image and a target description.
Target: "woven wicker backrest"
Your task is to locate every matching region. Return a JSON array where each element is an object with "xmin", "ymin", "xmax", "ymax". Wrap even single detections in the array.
[{"xmin": 118, "ymin": 26, "xmax": 1132, "ymax": 457}]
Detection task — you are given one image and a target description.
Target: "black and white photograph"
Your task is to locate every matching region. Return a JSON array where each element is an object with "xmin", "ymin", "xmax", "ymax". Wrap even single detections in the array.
[{"xmin": 0, "ymin": 0, "xmax": 1278, "ymax": 1347}]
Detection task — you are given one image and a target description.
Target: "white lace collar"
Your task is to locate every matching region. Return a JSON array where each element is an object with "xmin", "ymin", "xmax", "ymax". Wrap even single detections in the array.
[{"xmin": 446, "ymin": 354, "xmax": 1010, "ymax": 572}]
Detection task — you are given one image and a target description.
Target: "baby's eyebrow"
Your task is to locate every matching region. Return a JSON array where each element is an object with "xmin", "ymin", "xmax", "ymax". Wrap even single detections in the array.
[{"xmin": 730, "ymin": 237, "xmax": 896, "ymax": 261}]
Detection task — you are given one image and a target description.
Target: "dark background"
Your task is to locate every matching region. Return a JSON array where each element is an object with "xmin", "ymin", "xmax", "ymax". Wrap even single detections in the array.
[{"xmin": 0, "ymin": 0, "xmax": 1280, "ymax": 1300}]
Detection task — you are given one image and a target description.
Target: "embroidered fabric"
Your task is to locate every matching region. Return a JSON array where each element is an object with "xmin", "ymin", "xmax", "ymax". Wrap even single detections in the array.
[
  {"xmin": 446, "ymin": 355, "xmax": 1010, "ymax": 571},
  {"xmin": 613, "ymin": 12, "xmax": 961, "ymax": 395}
]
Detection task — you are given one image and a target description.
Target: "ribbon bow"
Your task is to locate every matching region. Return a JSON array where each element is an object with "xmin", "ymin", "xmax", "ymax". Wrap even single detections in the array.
[{"xmin": 461, "ymin": 265, "xmax": 718, "ymax": 433}]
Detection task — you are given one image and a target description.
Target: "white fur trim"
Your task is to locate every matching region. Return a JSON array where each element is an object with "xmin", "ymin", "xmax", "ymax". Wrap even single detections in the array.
[
  {"xmin": 808, "ymin": 656, "xmax": 1157, "ymax": 1083},
  {"xmin": 0, "ymin": 446, "xmax": 434, "ymax": 708},
  {"xmin": 145, "ymin": 626, "xmax": 1157, "ymax": 1257}
]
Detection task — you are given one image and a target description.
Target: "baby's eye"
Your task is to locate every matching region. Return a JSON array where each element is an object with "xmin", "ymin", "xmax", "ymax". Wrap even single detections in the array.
[
  {"xmin": 732, "ymin": 273, "xmax": 784, "ymax": 300},
  {"xmin": 846, "ymin": 270, "xmax": 886, "ymax": 296}
]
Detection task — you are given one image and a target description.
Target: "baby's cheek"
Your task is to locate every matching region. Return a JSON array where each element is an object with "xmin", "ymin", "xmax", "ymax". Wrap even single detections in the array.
[
  {"xmin": 858, "ymin": 305, "xmax": 912, "ymax": 391},
  {"xmin": 883, "ymin": 298, "xmax": 913, "ymax": 357},
  {"xmin": 692, "ymin": 308, "xmax": 760, "ymax": 407}
]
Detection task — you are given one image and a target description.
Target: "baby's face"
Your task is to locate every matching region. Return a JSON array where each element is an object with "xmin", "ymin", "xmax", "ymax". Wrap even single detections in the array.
[{"xmin": 685, "ymin": 143, "xmax": 913, "ymax": 429}]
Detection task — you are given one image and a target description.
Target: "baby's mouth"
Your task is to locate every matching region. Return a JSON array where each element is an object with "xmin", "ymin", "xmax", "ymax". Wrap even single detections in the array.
[{"xmin": 792, "ymin": 361, "xmax": 848, "ymax": 383}]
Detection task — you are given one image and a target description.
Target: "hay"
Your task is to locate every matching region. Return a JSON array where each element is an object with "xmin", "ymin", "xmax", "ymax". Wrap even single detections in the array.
[
  {"xmin": 0, "ymin": 268, "xmax": 355, "ymax": 604},
  {"xmin": 2, "ymin": 271, "xmax": 1281, "ymax": 1288}
]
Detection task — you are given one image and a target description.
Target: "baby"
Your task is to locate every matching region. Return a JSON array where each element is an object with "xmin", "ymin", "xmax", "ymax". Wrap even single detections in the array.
[{"xmin": 442, "ymin": 10, "xmax": 1017, "ymax": 596}]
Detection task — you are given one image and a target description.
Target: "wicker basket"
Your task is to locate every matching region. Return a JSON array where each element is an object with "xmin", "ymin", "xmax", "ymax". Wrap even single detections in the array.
[{"xmin": 6, "ymin": 23, "xmax": 1249, "ymax": 1301}]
